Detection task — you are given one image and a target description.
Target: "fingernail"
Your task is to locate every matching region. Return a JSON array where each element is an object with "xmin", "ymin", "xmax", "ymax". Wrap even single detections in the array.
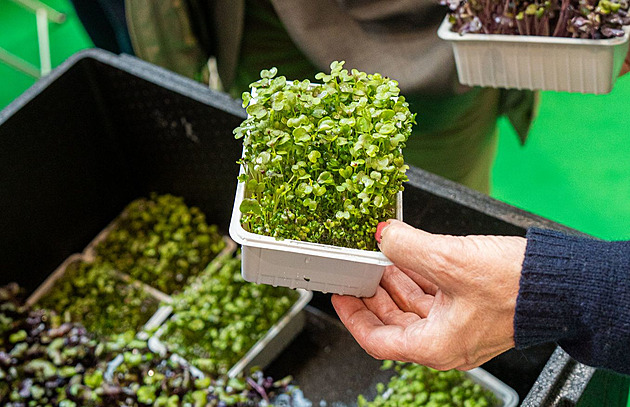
[{"xmin": 375, "ymin": 221, "xmax": 389, "ymax": 244}]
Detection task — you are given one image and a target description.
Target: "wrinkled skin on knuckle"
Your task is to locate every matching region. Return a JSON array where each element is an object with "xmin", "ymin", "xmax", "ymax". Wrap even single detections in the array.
[
  {"xmin": 416, "ymin": 344, "xmax": 462, "ymax": 371},
  {"xmin": 363, "ymin": 333, "xmax": 402, "ymax": 361},
  {"xmin": 365, "ymin": 348, "xmax": 387, "ymax": 361},
  {"xmin": 382, "ymin": 223, "xmax": 412, "ymax": 258},
  {"xmin": 427, "ymin": 236, "xmax": 469, "ymax": 284},
  {"xmin": 404, "ymin": 323, "xmax": 462, "ymax": 370}
]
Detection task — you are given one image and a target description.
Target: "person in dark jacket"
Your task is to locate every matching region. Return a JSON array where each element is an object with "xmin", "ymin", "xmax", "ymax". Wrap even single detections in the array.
[
  {"xmin": 332, "ymin": 220, "xmax": 630, "ymax": 375},
  {"xmin": 121, "ymin": 0, "xmax": 537, "ymax": 194}
]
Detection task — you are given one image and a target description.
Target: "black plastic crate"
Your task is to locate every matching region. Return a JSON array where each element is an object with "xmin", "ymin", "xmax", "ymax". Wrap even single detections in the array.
[{"xmin": 0, "ymin": 49, "xmax": 626, "ymax": 406}]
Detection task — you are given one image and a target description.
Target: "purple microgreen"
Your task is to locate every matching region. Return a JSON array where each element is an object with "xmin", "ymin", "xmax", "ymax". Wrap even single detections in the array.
[{"xmin": 447, "ymin": 0, "xmax": 630, "ymax": 37}]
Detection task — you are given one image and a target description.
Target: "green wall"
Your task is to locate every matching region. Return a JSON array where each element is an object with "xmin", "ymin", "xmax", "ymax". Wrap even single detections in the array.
[{"xmin": 493, "ymin": 76, "xmax": 630, "ymax": 241}]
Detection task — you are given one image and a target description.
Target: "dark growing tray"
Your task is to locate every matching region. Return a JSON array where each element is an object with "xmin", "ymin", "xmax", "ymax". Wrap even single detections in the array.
[{"xmin": 0, "ymin": 49, "xmax": 627, "ymax": 406}]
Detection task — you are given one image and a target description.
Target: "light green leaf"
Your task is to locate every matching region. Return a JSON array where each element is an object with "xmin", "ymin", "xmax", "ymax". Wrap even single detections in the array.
[
  {"xmin": 378, "ymin": 122, "xmax": 396, "ymax": 135},
  {"xmin": 335, "ymin": 211, "xmax": 350, "ymax": 220},
  {"xmin": 317, "ymin": 171, "xmax": 333, "ymax": 184},
  {"xmin": 303, "ymin": 198, "xmax": 317, "ymax": 210},
  {"xmin": 296, "ymin": 183, "xmax": 313, "ymax": 197},
  {"xmin": 260, "ymin": 67, "xmax": 278, "ymax": 78},
  {"xmin": 313, "ymin": 184, "xmax": 326, "ymax": 196},
  {"xmin": 239, "ymin": 199, "xmax": 262, "ymax": 216},
  {"xmin": 318, "ymin": 118, "xmax": 335, "ymax": 132},
  {"xmin": 356, "ymin": 117, "xmax": 372, "ymax": 133},
  {"xmin": 308, "ymin": 150, "xmax": 321, "ymax": 163},
  {"xmin": 366, "ymin": 144, "xmax": 379, "ymax": 157},
  {"xmin": 241, "ymin": 92, "xmax": 252, "ymax": 108},
  {"xmin": 293, "ymin": 127, "xmax": 311, "ymax": 143},
  {"xmin": 256, "ymin": 151, "xmax": 271, "ymax": 164},
  {"xmin": 246, "ymin": 103, "xmax": 267, "ymax": 119}
]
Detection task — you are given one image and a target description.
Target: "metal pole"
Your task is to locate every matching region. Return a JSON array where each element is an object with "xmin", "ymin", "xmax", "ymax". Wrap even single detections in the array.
[
  {"xmin": 0, "ymin": 47, "xmax": 40, "ymax": 78},
  {"xmin": 8, "ymin": 0, "xmax": 66, "ymax": 24},
  {"xmin": 36, "ymin": 7, "xmax": 51, "ymax": 76}
]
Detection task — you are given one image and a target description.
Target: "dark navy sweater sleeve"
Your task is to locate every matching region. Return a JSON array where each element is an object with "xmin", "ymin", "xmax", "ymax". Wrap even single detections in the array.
[{"xmin": 515, "ymin": 228, "xmax": 630, "ymax": 375}]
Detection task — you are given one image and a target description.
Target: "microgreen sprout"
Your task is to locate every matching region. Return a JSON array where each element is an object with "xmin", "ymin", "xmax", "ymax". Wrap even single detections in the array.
[
  {"xmin": 1, "ymin": 284, "xmax": 305, "ymax": 406},
  {"xmin": 162, "ymin": 254, "xmax": 298, "ymax": 375},
  {"xmin": 38, "ymin": 260, "xmax": 158, "ymax": 338},
  {"xmin": 0, "ymin": 292, "xmax": 101, "ymax": 406},
  {"xmin": 234, "ymin": 61, "xmax": 415, "ymax": 251},
  {"xmin": 94, "ymin": 193, "xmax": 226, "ymax": 294},
  {"xmin": 358, "ymin": 361, "xmax": 498, "ymax": 406}
]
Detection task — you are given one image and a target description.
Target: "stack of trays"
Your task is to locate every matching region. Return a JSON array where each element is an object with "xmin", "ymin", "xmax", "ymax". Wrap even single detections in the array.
[{"xmin": 26, "ymin": 199, "xmax": 312, "ymax": 380}]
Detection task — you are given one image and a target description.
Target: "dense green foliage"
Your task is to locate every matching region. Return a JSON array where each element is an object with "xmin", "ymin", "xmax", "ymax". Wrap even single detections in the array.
[
  {"xmin": 94, "ymin": 194, "xmax": 226, "ymax": 294},
  {"xmin": 234, "ymin": 61, "xmax": 415, "ymax": 250},
  {"xmin": 77, "ymin": 333, "xmax": 298, "ymax": 407},
  {"xmin": 0, "ymin": 288, "xmax": 101, "ymax": 406},
  {"xmin": 38, "ymin": 260, "xmax": 158, "ymax": 338},
  {"xmin": 1, "ymin": 286, "xmax": 302, "ymax": 406},
  {"xmin": 358, "ymin": 361, "xmax": 498, "ymax": 407},
  {"xmin": 162, "ymin": 255, "xmax": 298, "ymax": 376},
  {"xmin": 2, "ymin": 191, "xmax": 314, "ymax": 405}
]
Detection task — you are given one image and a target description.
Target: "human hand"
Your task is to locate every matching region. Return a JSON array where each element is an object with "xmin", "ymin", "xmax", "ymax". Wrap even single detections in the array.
[{"xmin": 331, "ymin": 220, "xmax": 527, "ymax": 371}]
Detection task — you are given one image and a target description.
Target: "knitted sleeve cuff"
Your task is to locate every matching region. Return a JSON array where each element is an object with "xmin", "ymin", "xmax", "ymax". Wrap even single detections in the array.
[
  {"xmin": 514, "ymin": 228, "xmax": 582, "ymax": 349},
  {"xmin": 514, "ymin": 228, "xmax": 630, "ymax": 374}
]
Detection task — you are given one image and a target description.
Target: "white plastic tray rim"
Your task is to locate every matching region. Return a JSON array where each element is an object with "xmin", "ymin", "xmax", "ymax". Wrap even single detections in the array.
[
  {"xmin": 438, "ymin": 16, "xmax": 630, "ymax": 45},
  {"xmin": 467, "ymin": 367, "xmax": 519, "ymax": 407},
  {"xmin": 146, "ymin": 254, "xmax": 313, "ymax": 378},
  {"xmin": 25, "ymin": 253, "xmax": 167, "ymax": 334},
  {"xmin": 230, "ymin": 171, "xmax": 402, "ymax": 267}
]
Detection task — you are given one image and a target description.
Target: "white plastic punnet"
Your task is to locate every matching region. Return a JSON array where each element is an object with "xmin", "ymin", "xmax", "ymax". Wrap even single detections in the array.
[
  {"xmin": 229, "ymin": 175, "xmax": 402, "ymax": 298},
  {"xmin": 467, "ymin": 368, "xmax": 519, "ymax": 407},
  {"xmin": 438, "ymin": 17, "xmax": 630, "ymax": 94}
]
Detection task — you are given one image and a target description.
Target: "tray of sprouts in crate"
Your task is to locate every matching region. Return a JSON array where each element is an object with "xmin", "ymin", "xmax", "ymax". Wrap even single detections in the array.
[
  {"xmin": 84, "ymin": 193, "xmax": 236, "ymax": 295},
  {"xmin": 147, "ymin": 253, "xmax": 312, "ymax": 378}
]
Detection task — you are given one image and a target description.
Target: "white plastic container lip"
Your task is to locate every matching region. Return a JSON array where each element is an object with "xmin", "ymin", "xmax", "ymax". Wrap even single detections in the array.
[
  {"xmin": 438, "ymin": 17, "xmax": 630, "ymax": 46},
  {"xmin": 437, "ymin": 16, "xmax": 630, "ymax": 94},
  {"xmin": 229, "ymin": 174, "xmax": 402, "ymax": 267},
  {"xmin": 467, "ymin": 367, "xmax": 519, "ymax": 407}
]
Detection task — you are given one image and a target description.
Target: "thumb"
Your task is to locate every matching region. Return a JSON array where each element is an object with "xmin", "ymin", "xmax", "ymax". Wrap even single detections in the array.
[{"xmin": 377, "ymin": 220, "xmax": 460, "ymax": 287}]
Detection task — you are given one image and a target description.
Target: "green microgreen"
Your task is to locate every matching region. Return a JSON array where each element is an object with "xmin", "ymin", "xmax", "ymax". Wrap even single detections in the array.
[
  {"xmin": 94, "ymin": 193, "xmax": 226, "ymax": 294},
  {"xmin": 358, "ymin": 361, "xmax": 499, "ymax": 406},
  {"xmin": 234, "ymin": 61, "xmax": 415, "ymax": 251},
  {"xmin": 1, "ymin": 284, "xmax": 304, "ymax": 406},
  {"xmin": 0, "ymin": 299, "xmax": 101, "ymax": 406},
  {"xmin": 38, "ymin": 261, "xmax": 158, "ymax": 338},
  {"xmin": 161, "ymin": 254, "xmax": 298, "ymax": 376}
]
